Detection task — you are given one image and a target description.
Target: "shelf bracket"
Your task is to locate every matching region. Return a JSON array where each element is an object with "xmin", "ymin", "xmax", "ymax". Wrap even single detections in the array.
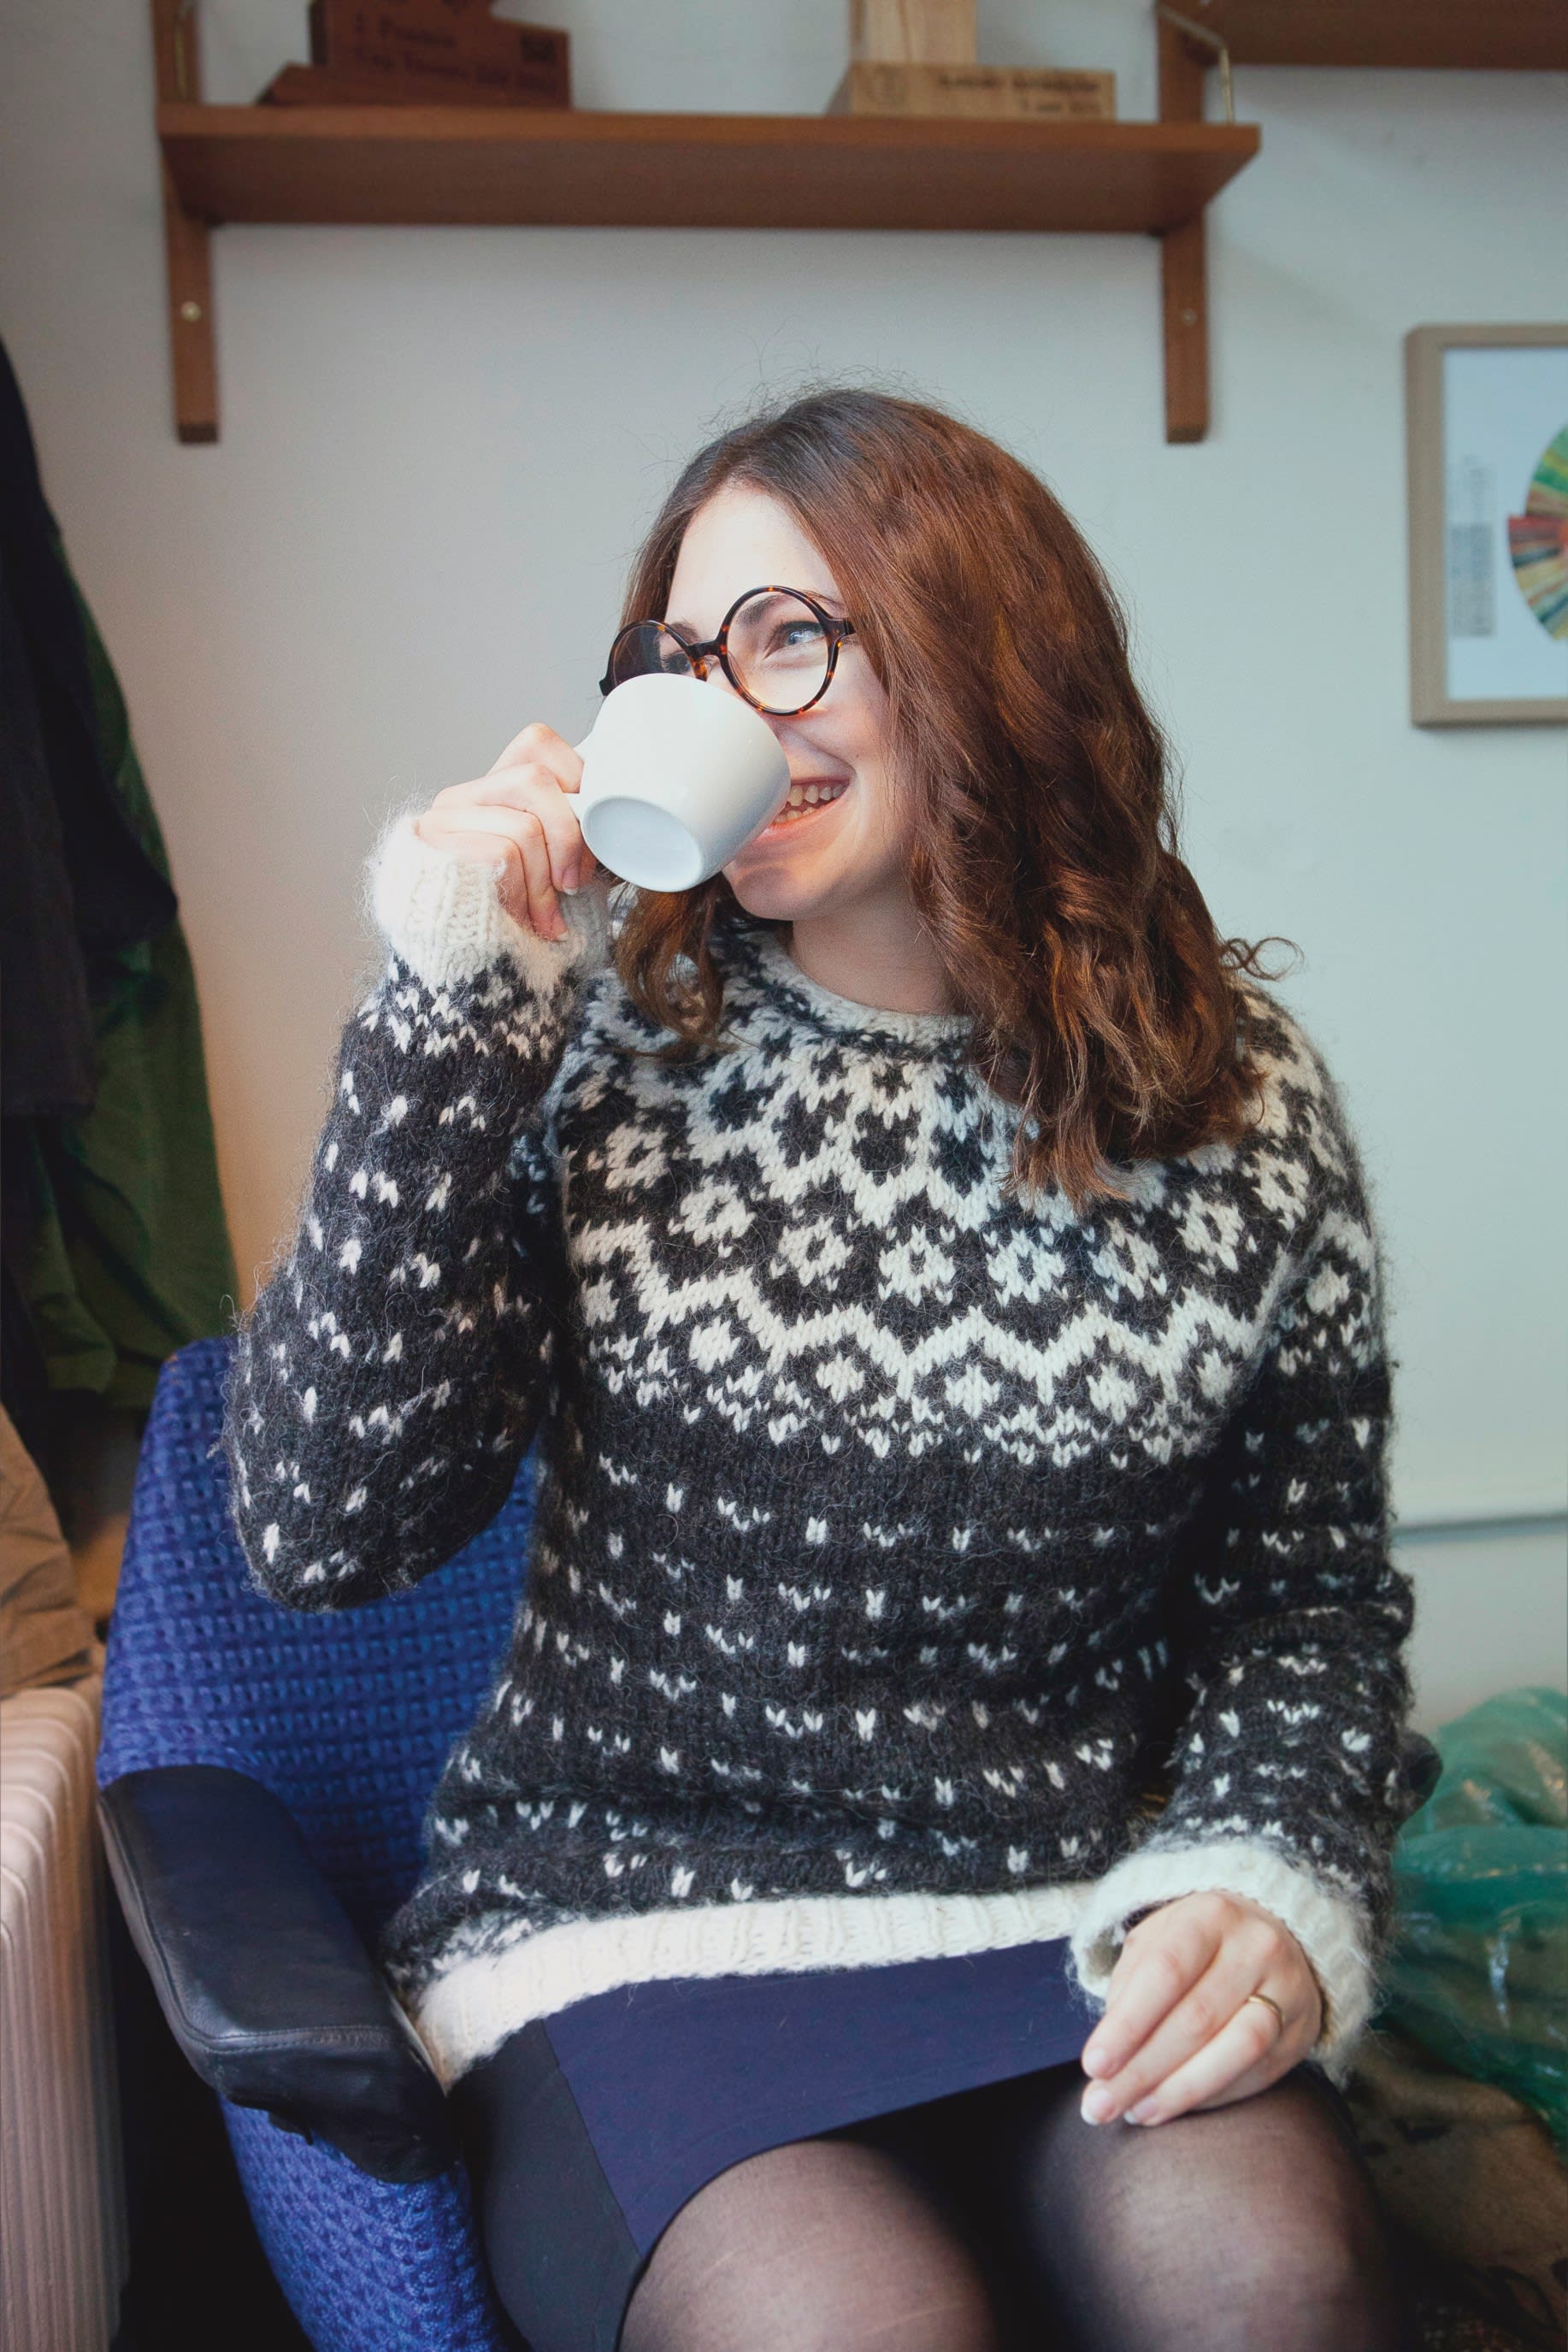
[
  {"xmin": 1154, "ymin": 6, "xmax": 1230, "ymax": 443},
  {"xmin": 153, "ymin": 0, "xmax": 219, "ymax": 443}
]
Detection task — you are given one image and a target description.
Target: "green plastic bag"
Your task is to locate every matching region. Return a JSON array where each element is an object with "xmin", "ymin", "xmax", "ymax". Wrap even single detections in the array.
[{"xmin": 1379, "ymin": 1687, "xmax": 1567, "ymax": 2155}]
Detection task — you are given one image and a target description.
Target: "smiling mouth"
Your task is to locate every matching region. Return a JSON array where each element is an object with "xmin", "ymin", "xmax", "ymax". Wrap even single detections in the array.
[{"xmin": 757, "ymin": 779, "xmax": 851, "ymax": 836}]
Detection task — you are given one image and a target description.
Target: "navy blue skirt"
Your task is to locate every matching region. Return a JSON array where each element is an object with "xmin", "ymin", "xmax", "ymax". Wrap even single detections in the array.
[{"xmin": 451, "ymin": 1934, "xmax": 1096, "ymax": 2352}]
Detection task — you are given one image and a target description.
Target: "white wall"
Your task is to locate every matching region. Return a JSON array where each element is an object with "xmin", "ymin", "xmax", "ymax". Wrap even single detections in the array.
[
  {"xmin": 1397, "ymin": 1521, "xmax": 1565, "ymax": 1732},
  {"xmin": 3, "ymin": 1, "xmax": 1565, "ymax": 1578}
]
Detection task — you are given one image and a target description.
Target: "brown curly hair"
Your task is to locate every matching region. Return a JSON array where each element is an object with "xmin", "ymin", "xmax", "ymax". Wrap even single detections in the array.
[{"xmin": 604, "ymin": 386, "xmax": 1294, "ymax": 1213}]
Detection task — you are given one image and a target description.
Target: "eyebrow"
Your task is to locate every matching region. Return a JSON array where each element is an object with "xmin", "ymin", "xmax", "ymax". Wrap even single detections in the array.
[{"xmin": 663, "ymin": 589, "xmax": 847, "ymax": 635}]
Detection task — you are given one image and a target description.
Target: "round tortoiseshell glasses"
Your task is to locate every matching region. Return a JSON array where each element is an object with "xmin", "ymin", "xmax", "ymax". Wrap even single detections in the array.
[{"xmin": 599, "ymin": 585, "xmax": 858, "ymax": 718}]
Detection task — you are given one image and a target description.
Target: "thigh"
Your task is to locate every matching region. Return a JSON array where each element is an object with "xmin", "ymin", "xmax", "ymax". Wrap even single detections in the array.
[
  {"xmin": 620, "ymin": 2125, "xmax": 1008, "ymax": 2352},
  {"xmin": 970, "ymin": 2058, "xmax": 1405, "ymax": 2352}
]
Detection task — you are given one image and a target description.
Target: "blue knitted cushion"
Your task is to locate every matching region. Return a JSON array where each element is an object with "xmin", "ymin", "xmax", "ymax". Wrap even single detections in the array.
[
  {"xmin": 97, "ymin": 1335, "xmax": 533, "ymax": 1936},
  {"xmin": 99, "ymin": 1338, "xmax": 529, "ymax": 2352},
  {"xmin": 223, "ymin": 2105, "xmax": 516, "ymax": 2352}
]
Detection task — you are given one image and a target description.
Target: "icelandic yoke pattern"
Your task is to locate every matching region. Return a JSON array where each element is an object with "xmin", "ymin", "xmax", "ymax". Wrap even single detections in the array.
[{"xmin": 223, "ymin": 815, "xmax": 1415, "ymax": 2087}]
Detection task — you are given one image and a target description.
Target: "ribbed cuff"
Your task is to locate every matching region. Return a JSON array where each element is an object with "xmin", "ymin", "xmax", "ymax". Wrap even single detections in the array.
[
  {"xmin": 1065, "ymin": 1835, "xmax": 1376, "ymax": 2078},
  {"xmin": 366, "ymin": 811, "xmax": 616, "ymax": 994}
]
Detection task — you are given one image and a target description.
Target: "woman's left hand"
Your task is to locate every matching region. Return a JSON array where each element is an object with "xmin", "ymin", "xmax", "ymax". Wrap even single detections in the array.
[{"xmin": 1077, "ymin": 1890, "xmax": 1323, "ymax": 2128}]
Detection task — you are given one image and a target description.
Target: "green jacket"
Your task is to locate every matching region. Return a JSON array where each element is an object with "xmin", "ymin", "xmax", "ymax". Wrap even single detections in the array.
[{"xmin": 15, "ymin": 543, "xmax": 237, "ymax": 1409}]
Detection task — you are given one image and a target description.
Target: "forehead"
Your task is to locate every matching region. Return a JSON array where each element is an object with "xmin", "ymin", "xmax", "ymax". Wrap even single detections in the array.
[{"xmin": 665, "ymin": 485, "xmax": 839, "ymax": 618}]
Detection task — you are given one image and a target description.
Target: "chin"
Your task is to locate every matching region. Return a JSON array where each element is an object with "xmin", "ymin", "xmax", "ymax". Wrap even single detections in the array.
[{"xmin": 722, "ymin": 875, "xmax": 816, "ymax": 924}]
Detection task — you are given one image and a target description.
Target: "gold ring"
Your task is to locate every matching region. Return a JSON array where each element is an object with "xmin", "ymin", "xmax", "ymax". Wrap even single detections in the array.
[{"xmin": 1243, "ymin": 1989, "xmax": 1286, "ymax": 2033}]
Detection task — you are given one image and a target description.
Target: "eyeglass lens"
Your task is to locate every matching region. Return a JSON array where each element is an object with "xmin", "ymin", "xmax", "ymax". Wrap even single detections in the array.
[
  {"xmin": 611, "ymin": 622, "xmax": 698, "ymax": 683},
  {"xmin": 610, "ymin": 590, "xmax": 835, "ymax": 713}
]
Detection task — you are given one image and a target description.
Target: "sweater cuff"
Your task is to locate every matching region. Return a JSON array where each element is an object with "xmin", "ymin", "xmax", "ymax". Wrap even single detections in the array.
[
  {"xmin": 367, "ymin": 811, "xmax": 616, "ymax": 995},
  {"xmin": 1066, "ymin": 1836, "xmax": 1376, "ymax": 2078}
]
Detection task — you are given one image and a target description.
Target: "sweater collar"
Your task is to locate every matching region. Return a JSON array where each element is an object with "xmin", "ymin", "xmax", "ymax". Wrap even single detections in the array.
[{"xmin": 725, "ymin": 924, "xmax": 976, "ymax": 1053}]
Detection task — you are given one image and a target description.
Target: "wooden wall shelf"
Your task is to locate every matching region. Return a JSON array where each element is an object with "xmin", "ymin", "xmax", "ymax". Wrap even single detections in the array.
[
  {"xmin": 151, "ymin": 0, "xmax": 1259, "ymax": 448},
  {"xmin": 158, "ymin": 106, "xmax": 1258, "ymax": 237},
  {"xmin": 1163, "ymin": 1, "xmax": 1568, "ymax": 72},
  {"xmin": 1145, "ymin": 0, "xmax": 1562, "ymax": 437},
  {"xmin": 151, "ymin": 0, "xmax": 1563, "ymax": 448},
  {"xmin": 150, "ymin": 0, "xmax": 1259, "ymax": 449}
]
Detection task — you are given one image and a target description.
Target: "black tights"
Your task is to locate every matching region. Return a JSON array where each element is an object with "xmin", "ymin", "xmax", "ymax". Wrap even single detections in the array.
[{"xmin": 617, "ymin": 2060, "xmax": 1405, "ymax": 2352}]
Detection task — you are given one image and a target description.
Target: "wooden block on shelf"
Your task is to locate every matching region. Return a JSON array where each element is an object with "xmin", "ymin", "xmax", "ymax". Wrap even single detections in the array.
[
  {"xmin": 309, "ymin": 0, "xmax": 569, "ymax": 106},
  {"xmin": 828, "ymin": 62, "xmax": 1115, "ymax": 118},
  {"xmin": 849, "ymin": 0, "xmax": 976, "ymax": 66},
  {"xmin": 258, "ymin": 60, "xmax": 567, "ymax": 106}
]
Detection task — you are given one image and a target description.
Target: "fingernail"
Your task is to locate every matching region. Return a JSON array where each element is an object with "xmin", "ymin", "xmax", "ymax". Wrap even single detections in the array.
[
  {"xmin": 561, "ymin": 864, "xmax": 581, "ymax": 894},
  {"xmin": 1082, "ymin": 2044, "xmax": 1113, "ymax": 2078},
  {"xmin": 1081, "ymin": 2086, "xmax": 1115, "ymax": 2125},
  {"xmin": 1126, "ymin": 2100, "xmax": 1156, "ymax": 2125}
]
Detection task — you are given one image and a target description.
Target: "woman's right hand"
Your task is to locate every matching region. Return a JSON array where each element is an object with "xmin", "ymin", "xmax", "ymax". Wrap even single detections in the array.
[{"xmin": 413, "ymin": 722, "xmax": 604, "ymax": 943}]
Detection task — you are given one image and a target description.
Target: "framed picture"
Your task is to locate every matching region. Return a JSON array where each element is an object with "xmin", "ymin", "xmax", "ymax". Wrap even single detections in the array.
[{"xmin": 1406, "ymin": 323, "xmax": 1568, "ymax": 728}]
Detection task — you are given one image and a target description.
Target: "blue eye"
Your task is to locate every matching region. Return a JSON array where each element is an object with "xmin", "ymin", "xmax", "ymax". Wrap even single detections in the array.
[{"xmin": 775, "ymin": 621, "xmax": 825, "ymax": 655}]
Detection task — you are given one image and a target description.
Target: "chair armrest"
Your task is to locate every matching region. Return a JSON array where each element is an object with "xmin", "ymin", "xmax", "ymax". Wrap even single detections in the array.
[{"xmin": 98, "ymin": 1765, "xmax": 455, "ymax": 2184}]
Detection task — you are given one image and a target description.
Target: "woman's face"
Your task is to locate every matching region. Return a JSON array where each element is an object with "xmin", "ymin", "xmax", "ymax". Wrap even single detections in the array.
[{"xmin": 662, "ymin": 484, "xmax": 908, "ymax": 927}]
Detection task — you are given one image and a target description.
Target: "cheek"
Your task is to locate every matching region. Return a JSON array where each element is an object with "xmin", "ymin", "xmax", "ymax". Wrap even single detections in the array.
[
  {"xmin": 847, "ymin": 678, "xmax": 892, "ymax": 765},
  {"xmin": 844, "ymin": 741, "xmax": 900, "ymax": 856},
  {"xmin": 813, "ymin": 692, "xmax": 891, "ymax": 787},
  {"xmin": 845, "ymin": 717, "xmax": 896, "ymax": 825}
]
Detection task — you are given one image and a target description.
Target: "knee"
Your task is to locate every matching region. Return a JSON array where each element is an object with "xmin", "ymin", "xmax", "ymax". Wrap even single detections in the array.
[
  {"xmin": 770, "ymin": 2266, "xmax": 1001, "ymax": 2352},
  {"xmin": 631, "ymin": 2243, "xmax": 1001, "ymax": 2352},
  {"xmin": 622, "ymin": 2137, "xmax": 1006, "ymax": 2352}
]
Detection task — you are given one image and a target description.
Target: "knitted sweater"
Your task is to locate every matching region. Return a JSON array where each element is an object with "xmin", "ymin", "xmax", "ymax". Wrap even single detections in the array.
[{"xmin": 223, "ymin": 816, "xmax": 1415, "ymax": 2090}]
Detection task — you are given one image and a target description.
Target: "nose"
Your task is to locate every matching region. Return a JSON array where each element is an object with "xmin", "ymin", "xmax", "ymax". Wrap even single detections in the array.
[
  {"xmin": 699, "ymin": 663, "xmax": 787, "ymax": 740},
  {"xmin": 702, "ymin": 670, "xmax": 793, "ymax": 749},
  {"xmin": 699, "ymin": 660, "xmax": 747, "ymax": 706}
]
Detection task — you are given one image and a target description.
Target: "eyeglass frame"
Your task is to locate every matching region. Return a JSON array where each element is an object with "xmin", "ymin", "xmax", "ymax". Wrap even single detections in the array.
[{"xmin": 598, "ymin": 584, "xmax": 858, "ymax": 717}]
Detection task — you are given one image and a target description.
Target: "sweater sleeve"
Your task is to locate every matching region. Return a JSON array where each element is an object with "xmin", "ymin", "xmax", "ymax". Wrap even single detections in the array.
[
  {"xmin": 221, "ymin": 815, "xmax": 616, "ymax": 1613},
  {"xmin": 1067, "ymin": 1046, "xmax": 1415, "ymax": 2076}
]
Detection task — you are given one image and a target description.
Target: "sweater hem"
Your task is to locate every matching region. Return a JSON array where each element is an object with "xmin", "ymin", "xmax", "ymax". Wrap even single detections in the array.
[{"xmin": 405, "ymin": 1877, "xmax": 1100, "ymax": 2089}]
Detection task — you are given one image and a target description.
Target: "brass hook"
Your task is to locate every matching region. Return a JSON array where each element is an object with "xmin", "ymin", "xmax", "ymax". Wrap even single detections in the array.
[{"xmin": 1153, "ymin": 3, "xmax": 1235, "ymax": 124}]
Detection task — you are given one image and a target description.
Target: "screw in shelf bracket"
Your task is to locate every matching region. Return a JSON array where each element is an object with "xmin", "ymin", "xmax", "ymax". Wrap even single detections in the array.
[
  {"xmin": 1152, "ymin": 4, "xmax": 1235, "ymax": 123},
  {"xmin": 180, "ymin": 300, "xmax": 204, "ymax": 322}
]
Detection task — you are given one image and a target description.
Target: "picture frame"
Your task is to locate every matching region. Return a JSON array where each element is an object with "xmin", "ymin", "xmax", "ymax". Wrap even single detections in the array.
[{"xmin": 1405, "ymin": 322, "xmax": 1568, "ymax": 728}]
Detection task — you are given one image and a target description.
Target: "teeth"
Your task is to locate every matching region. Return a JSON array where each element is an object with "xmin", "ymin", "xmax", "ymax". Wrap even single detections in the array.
[{"xmin": 782, "ymin": 781, "xmax": 844, "ymax": 812}]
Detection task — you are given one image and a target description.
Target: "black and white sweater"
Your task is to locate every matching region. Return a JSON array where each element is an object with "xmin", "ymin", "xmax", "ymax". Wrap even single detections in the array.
[{"xmin": 224, "ymin": 815, "xmax": 1415, "ymax": 2090}]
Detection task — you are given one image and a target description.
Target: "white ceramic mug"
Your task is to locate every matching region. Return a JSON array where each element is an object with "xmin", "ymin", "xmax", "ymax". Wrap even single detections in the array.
[{"xmin": 573, "ymin": 674, "xmax": 790, "ymax": 893}]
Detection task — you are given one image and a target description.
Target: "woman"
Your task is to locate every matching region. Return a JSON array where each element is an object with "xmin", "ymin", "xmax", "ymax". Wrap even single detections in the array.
[{"xmin": 224, "ymin": 386, "xmax": 1413, "ymax": 2352}]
